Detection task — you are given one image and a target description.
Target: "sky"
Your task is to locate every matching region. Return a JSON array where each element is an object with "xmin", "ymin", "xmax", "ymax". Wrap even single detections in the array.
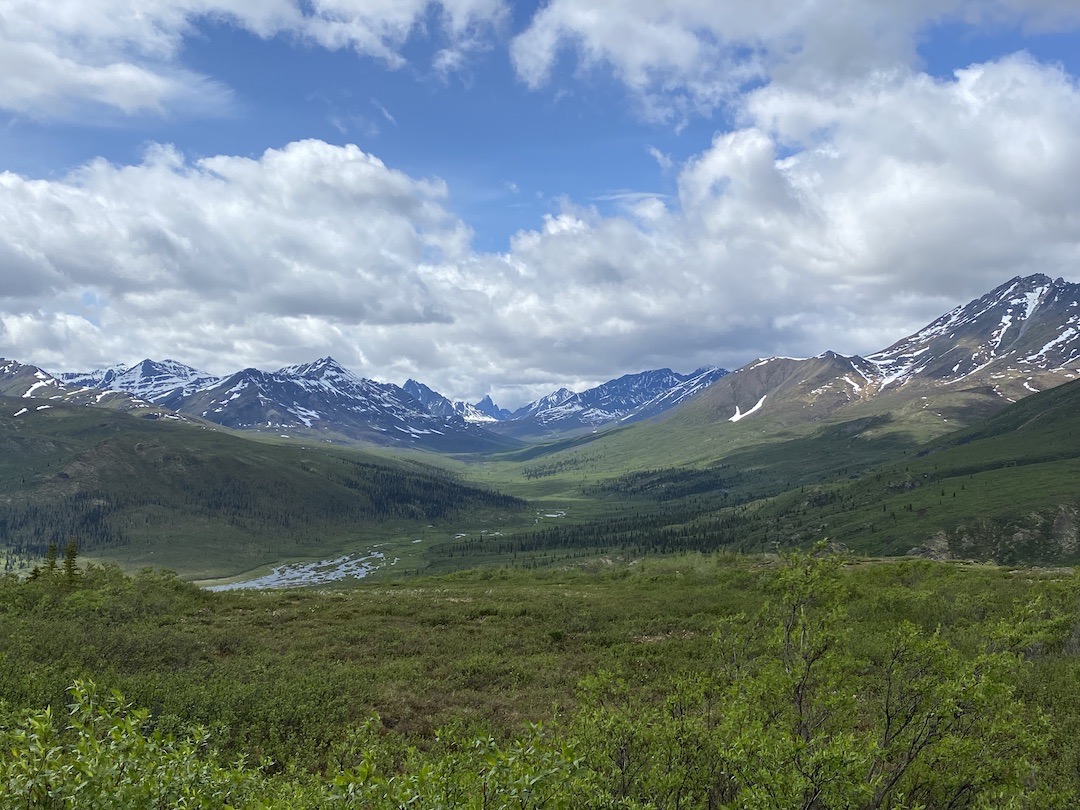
[{"xmin": 2, "ymin": 1, "xmax": 1080, "ymax": 408}]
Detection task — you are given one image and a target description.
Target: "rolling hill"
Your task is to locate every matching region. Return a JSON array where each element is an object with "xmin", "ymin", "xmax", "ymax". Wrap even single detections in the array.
[{"xmin": 0, "ymin": 397, "xmax": 525, "ymax": 579}]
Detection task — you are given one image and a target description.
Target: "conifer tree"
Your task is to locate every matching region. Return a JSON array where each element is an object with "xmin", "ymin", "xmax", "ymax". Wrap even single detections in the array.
[
  {"xmin": 63, "ymin": 537, "xmax": 79, "ymax": 586},
  {"xmin": 44, "ymin": 542, "xmax": 58, "ymax": 574}
]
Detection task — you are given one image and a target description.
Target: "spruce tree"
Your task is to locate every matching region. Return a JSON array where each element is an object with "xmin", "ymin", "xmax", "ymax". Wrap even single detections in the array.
[
  {"xmin": 44, "ymin": 542, "xmax": 58, "ymax": 574},
  {"xmin": 63, "ymin": 537, "xmax": 79, "ymax": 586}
]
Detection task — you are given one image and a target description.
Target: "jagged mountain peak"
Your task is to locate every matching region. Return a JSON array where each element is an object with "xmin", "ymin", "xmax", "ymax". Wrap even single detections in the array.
[
  {"xmin": 403, "ymin": 378, "xmax": 437, "ymax": 397},
  {"xmin": 141, "ymin": 360, "xmax": 517, "ymax": 452},
  {"xmin": 402, "ymin": 379, "xmax": 455, "ymax": 417},
  {"xmin": 512, "ymin": 387, "xmax": 575, "ymax": 420},
  {"xmin": 279, "ymin": 356, "xmax": 354, "ymax": 380},
  {"xmin": 473, "ymin": 395, "xmax": 511, "ymax": 421},
  {"xmin": 494, "ymin": 367, "xmax": 728, "ymax": 437},
  {"xmin": 685, "ymin": 274, "xmax": 1080, "ymax": 432},
  {"xmin": 59, "ymin": 362, "xmax": 131, "ymax": 389},
  {"xmin": 401, "ymin": 379, "xmax": 503, "ymax": 424},
  {"xmin": 69, "ymin": 358, "xmax": 222, "ymax": 405},
  {"xmin": 865, "ymin": 273, "xmax": 1080, "ymax": 391},
  {"xmin": 1, "ymin": 358, "xmax": 167, "ymax": 414}
]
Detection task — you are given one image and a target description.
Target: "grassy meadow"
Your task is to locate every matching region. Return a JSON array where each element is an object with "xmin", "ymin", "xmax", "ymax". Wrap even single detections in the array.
[{"xmin": 3, "ymin": 553, "xmax": 1080, "ymax": 806}]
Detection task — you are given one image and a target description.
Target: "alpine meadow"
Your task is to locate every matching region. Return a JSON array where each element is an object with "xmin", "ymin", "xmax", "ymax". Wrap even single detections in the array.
[{"xmin": 5, "ymin": 2, "xmax": 1080, "ymax": 808}]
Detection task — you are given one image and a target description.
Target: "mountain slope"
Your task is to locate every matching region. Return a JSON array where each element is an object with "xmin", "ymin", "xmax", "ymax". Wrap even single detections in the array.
[
  {"xmin": 403, "ymin": 379, "xmax": 496, "ymax": 424},
  {"xmin": 0, "ymin": 397, "xmax": 526, "ymax": 578},
  {"xmin": 865, "ymin": 274, "xmax": 1080, "ymax": 397},
  {"xmin": 59, "ymin": 359, "xmax": 221, "ymax": 404},
  {"xmin": 739, "ymin": 377, "xmax": 1080, "ymax": 563},
  {"xmin": 474, "ymin": 395, "xmax": 511, "ymax": 421},
  {"xmin": 492, "ymin": 376, "xmax": 1080, "ymax": 569},
  {"xmin": 60, "ymin": 357, "xmax": 517, "ymax": 453},
  {"xmin": 495, "ymin": 275, "xmax": 1080, "ymax": 477},
  {"xmin": 1, "ymin": 359, "xmax": 168, "ymax": 414},
  {"xmin": 671, "ymin": 274, "xmax": 1080, "ymax": 440},
  {"xmin": 175, "ymin": 358, "xmax": 514, "ymax": 452},
  {"xmin": 496, "ymin": 367, "xmax": 728, "ymax": 439}
]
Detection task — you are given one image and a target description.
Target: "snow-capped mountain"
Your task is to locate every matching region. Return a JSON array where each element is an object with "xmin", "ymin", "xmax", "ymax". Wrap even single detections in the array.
[
  {"xmin": 0, "ymin": 359, "xmax": 172, "ymax": 415},
  {"xmin": 620, "ymin": 367, "xmax": 731, "ymax": 423},
  {"xmin": 403, "ymin": 379, "xmax": 456, "ymax": 418},
  {"xmin": 512, "ymin": 387, "xmax": 576, "ymax": 420},
  {"xmin": 865, "ymin": 274, "xmax": 1080, "ymax": 398},
  {"xmin": 51, "ymin": 356, "xmax": 517, "ymax": 451},
  {"xmin": 49, "ymin": 352, "xmax": 729, "ymax": 446},
  {"xmin": 403, "ymin": 380, "xmax": 501, "ymax": 424},
  {"xmin": 495, "ymin": 367, "xmax": 729, "ymax": 438},
  {"xmin": 61, "ymin": 359, "xmax": 223, "ymax": 406},
  {"xmin": 168, "ymin": 358, "xmax": 514, "ymax": 451},
  {"xmin": 473, "ymin": 395, "xmax": 511, "ymax": 421},
  {"xmin": 686, "ymin": 274, "xmax": 1080, "ymax": 430},
  {"xmin": 453, "ymin": 401, "xmax": 498, "ymax": 424},
  {"xmin": 26, "ymin": 272, "xmax": 1080, "ymax": 451},
  {"xmin": 59, "ymin": 362, "xmax": 131, "ymax": 389}
]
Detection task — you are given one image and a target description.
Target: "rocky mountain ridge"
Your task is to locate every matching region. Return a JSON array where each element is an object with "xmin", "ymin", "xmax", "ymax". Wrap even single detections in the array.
[
  {"xmin": 6, "ymin": 356, "xmax": 728, "ymax": 452},
  {"xmin": 686, "ymin": 274, "xmax": 1080, "ymax": 432},
  {"xmin": 9, "ymin": 273, "xmax": 1079, "ymax": 451},
  {"xmin": 493, "ymin": 367, "xmax": 730, "ymax": 439},
  {"xmin": 0, "ymin": 358, "xmax": 177, "ymax": 417}
]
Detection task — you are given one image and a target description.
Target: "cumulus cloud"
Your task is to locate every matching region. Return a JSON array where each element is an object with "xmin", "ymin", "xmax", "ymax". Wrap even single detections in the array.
[
  {"xmin": 510, "ymin": 0, "xmax": 1080, "ymax": 121},
  {"xmin": 3, "ymin": 56, "xmax": 1080, "ymax": 406},
  {"xmin": 0, "ymin": 139, "xmax": 470, "ymax": 370},
  {"xmin": 5, "ymin": 0, "xmax": 1079, "ymax": 128},
  {"xmin": 480, "ymin": 54, "xmax": 1080, "ymax": 383},
  {"xmin": 0, "ymin": 0, "xmax": 507, "ymax": 119}
]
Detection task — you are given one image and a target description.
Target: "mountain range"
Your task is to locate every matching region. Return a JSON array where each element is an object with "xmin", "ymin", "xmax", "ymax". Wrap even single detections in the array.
[
  {"xmin": 2, "ymin": 355, "xmax": 730, "ymax": 453},
  {"xmin": 490, "ymin": 367, "xmax": 729, "ymax": 439},
  {"xmin": 669, "ymin": 274, "xmax": 1080, "ymax": 440},
  {"xmin": 6, "ymin": 272, "xmax": 1080, "ymax": 574},
  {"xmin": 4, "ymin": 274, "xmax": 1080, "ymax": 455}
]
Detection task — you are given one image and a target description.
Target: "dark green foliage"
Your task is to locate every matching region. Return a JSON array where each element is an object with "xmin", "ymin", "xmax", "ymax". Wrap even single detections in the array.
[
  {"xmin": 2, "ymin": 555, "xmax": 1079, "ymax": 807},
  {"xmin": 452, "ymin": 380, "xmax": 1080, "ymax": 570},
  {"xmin": 0, "ymin": 681, "xmax": 260, "ymax": 808},
  {"xmin": 43, "ymin": 543, "xmax": 57, "ymax": 574},
  {"xmin": 0, "ymin": 398, "xmax": 525, "ymax": 577},
  {"xmin": 61, "ymin": 538, "xmax": 77, "ymax": 587}
]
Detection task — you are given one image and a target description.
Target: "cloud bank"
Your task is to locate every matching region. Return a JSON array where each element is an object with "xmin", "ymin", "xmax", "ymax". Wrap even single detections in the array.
[
  {"xmin": 3, "ymin": 51, "xmax": 1080, "ymax": 406},
  {"xmin": 0, "ymin": 0, "xmax": 507, "ymax": 120},
  {"xmin": 510, "ymin": 0, "xmax": 1080, "ymax": 121}
]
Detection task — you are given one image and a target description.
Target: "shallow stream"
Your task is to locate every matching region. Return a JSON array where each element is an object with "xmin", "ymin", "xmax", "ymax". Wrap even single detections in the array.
[{"xmin": 205, "ymin": 550, "xmax": 396, "ymax": 591}]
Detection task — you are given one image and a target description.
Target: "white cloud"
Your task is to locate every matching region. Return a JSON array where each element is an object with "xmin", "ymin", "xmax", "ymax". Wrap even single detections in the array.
[
  {"xmin": 0, "ymin": 139, "xmax": 471, "ymax": 371},
  {"xmin": 510, "ymin": 0, "xmax": 1080, "ymax": 121},
  {"xmin": 3, "ymin": 56, "xmax": 1080, "ymax": 406},
  {"xmin": 647, "ymin": 145, "xmax": 673, "ymax": 171},
  {"xmin": 0, "ymin": 0, "xmax": 507, "ymax": 120}
]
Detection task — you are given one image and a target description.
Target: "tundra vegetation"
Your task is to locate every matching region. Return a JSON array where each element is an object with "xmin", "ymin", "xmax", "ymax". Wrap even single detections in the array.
[{"xmin": 3, "ymin": 550, "xmax": 1080, "ymax": 808}]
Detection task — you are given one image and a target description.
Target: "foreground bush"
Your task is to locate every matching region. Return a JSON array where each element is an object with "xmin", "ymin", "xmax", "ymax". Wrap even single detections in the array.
[{"xmin": 1, "ymin": 553, "xmax": 1075, "ymax": 808}]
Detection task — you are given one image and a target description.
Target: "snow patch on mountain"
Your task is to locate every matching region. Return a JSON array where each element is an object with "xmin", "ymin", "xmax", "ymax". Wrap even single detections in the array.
[
  {"xmin": 498, "ymin": 367, "xmax": 728, "ymax": 435},
  {"xmin": 730, "ymin": 395, "xmax": 767, "ymax": 422},
  {"xmin": 63, "ymin": 359, "xmax": 221, "ymax": 404}
]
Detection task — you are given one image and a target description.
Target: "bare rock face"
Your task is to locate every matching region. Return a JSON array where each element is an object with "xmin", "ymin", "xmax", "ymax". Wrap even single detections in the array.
[
  {"xmin": 916, "ymin": 505, "xmax": 1080, "ymax": 565},
  {"xmin": 907, "ymin": 531, "xmax": 951, "ymax": 561},
  {"xmin": 1051, "ymin": 505, "xmax": 1079, "ymax": 554}
]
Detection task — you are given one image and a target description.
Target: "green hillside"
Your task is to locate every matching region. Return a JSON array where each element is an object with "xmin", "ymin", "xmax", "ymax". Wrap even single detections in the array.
[
  {"xmin": 6, "ymin": 369, "xmax": 1080, "ymax": 579},
  {"xmin": 740, "ymin": 378, "xmax": 1080, "ymax": 562},
  {"xmin": 435, "ymin": 379, "xmax": 1080, "ymax": 570},
  {"xmin": 0, "ymin": 398, "xmax": 526, "ymax": 579}
]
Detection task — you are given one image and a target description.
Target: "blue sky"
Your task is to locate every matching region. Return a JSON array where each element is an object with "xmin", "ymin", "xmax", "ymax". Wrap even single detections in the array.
[{"xmin": 2, "ymin": 1, "xmax": 1080, "ymax": 406}]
